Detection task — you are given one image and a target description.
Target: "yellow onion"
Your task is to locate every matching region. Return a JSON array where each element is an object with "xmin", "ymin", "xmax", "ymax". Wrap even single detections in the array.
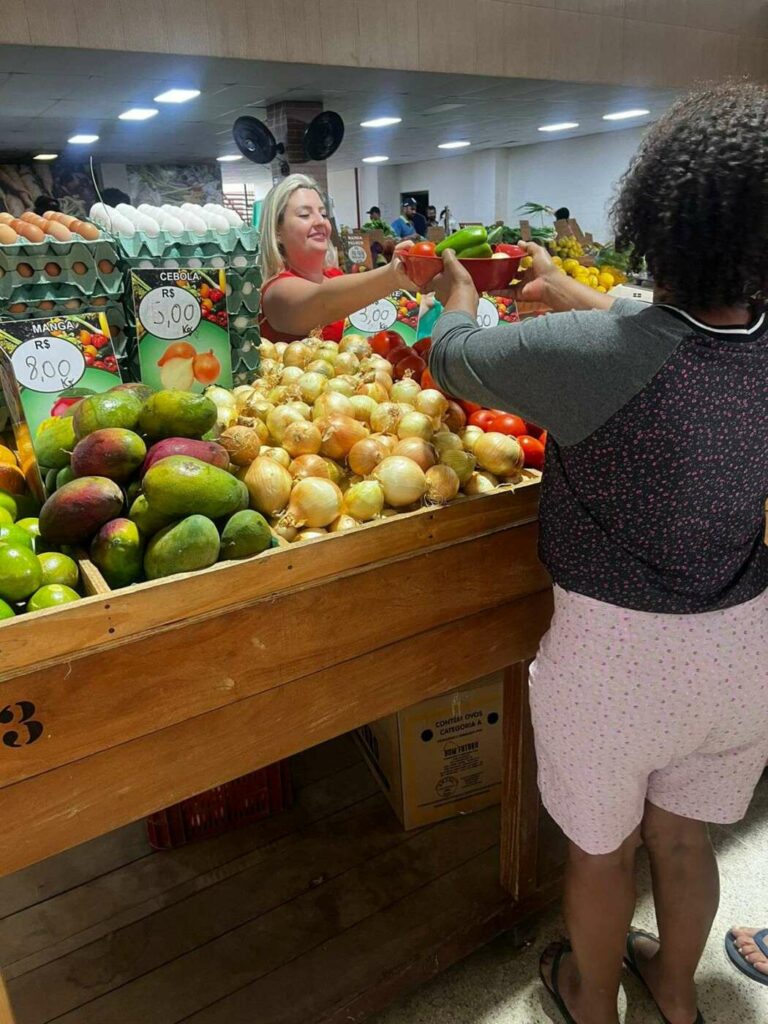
[
  {"xmin": 460, "ymin": 425, "xmax": 485, "ymax": 453},
  {"xmin": 433, "ymin": 431, "xmax": 463, "ymax": 457},
  {"xmin": 268, "ymin": 385, "xmax": 293, "ymax": 405},
  {"xmin": 326, "ymin": 376, "xmax": 357, "ymax": 397},
  {"xmin": 335, "ymin": 351, "xmax": 360, "ymax": 375},
  {"xmin": 370, "ymin": 401, "xmax": 402, "ymax": 435},
  {"xmin": 280, "ymin": 365, "xmax": 304, "ymax": 385},
  {"xmin": 242, "ymin": 396, "xmax": 274, "ymax": 422},
  {"xmin": 260, "ymin": 446, "xmax": 291, "ymax": 468},
  {"xmin": 313, "ymin": 391, "xmax": 355, "ymax": 421},
  {"xmin": 339, "ymin": 333, "xmax": 371, "ymax": 358},
  {"xmin": 348, "ymin": 437, "xmax": 388, "ymax": 476},
  {"xmin": 280, "ymin": 477, "xmax": 343, "ymax": 528},
  {"xmin": 390, "ymin": 378, "xmax": 421, "ymax": 404},
  {"xmin": 474, "ymin": 432, "xmax": 524, "ymax": 476},
  {"xmin": 329, "ymin": 514, "xmax": 360, "ymax": 532},
  {"xmin": 443, "ymin": 400, "xmax": 467, "ymax": 433},
  {"xmin": 464, "ymin": 470, "xmax": 499, "ymax": 495},
  {"xmin": 275, "ymin": 342, "xmax": 288, "ymax": 358},
  {"xmin": 282, "ymin": 420, "xmax": 322, "ymax": 458},
  {"xmin": 373, "ymin": 456, "xmax": 427, "ymax": 507},
  {"xmin": 361, "ymin": 356, "xmax": 394, "ymax": 376},
  {"xmin": 296, "ymin": 528, "xmax": 328, "ymax": 542},
  {"xmin": 350, "ymin": 394, "xmax": 377, "ymax": 423},
  {"xmin": 283, "ymin": 340, "xmax": 312, "ymax": 368},
  {"xmin": 343, "ymin": 479, "xmax": 385, "ymax": 521},
  {"xmin": 365, "ymin": 369, "xmax": 393, "ymax": 393},
  {"xmin": 289, "ymin": 453, "xmax": 331, "ymax": 480},
  {"xmin": 297, "ymin": 371, "xmax": 328, "ymax": 404},
  {"xmin": 267, "ymin": 404, "xmax": 306, "ymax": 443},
  {"xmin": 258, "ymin": 339, "xmax": 278, "ymax": 361},
  {"xmin": 245, "ymin": 456, "xmax": 293, "ymax": 516},
  {"xmin": 217, "ymin": 425, "xmax": 261, "ymax": 467},
  {"xmin": 318, "ymin": 414, "xmax": 369, "ymax": 460},
  {"xmin": 258, "ymin": 357, "xmax": 280, "ymax": 378},
  {"xmin": 323, "ymin": 457, "xmax": 346, "ymax": 487},
  {"xmin": 415, "ymin": 389, "xmax": 449, "ymax": 421},
  {"xmin": 357, "ymin": 381, "xmax": 389, "ymax": 403},
  {"xmin": 317, "ymin": 341, "xmax": 339, "ymax": 363},
  {"xmin": 286, "ymin": 400, "xmax": 312, "ymax": 420},
  {"xmin": 270, "ymin": 517, "xmax": 297, "ymax": 542},
  {"xmin": 425, "ymin": 465, "xmax": 460, "ymax": 505},
  {"xmin": 440, "ymin": 448, "xmax": 477, "ymax": 485},
  {"xmin": 370, "ymin": 432, "xmax": 398, "ymax": 455},
  {"xmin": 233, "ymin": 385, "xmax": 256, "ymax": 410},
  {"xmin": 306, "ymin": 359, "xmax": 335, "ymax": 379},
  {"xmin": 397, "ymin": 411, "xmax": 433, "ymax": 442},
  {"xmin": 393, "ymin": 437, "xmax": 437, "ymax": 472}
]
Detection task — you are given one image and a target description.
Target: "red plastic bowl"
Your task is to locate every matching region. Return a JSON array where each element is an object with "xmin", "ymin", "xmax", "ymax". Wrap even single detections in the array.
[{"xmin": 400, "ymin": 252, "xmax": 523, "ymax": 292}]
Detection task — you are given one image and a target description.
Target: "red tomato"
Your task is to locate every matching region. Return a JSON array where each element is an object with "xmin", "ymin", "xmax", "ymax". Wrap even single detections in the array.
[
  {"xmin": 459, "ymin": 400, "xmax": 483, "ymax": 417},
  {"xmin": 411, "ymin": 241, "xmax": 436, "ymax": 256},
  {"xmin": 413, "ymin": 337, "xmax": 432, "ymax": 358},
  {"xmin": 490, "ymin": 413, "xmax": 527, "ymax": 437},
  {"xmin": 468, "ymin": 409, "xmax": 497, "ymax": 431},
  {"xmin": 538, "ymin": 430, "xmax": 548, "ymax": 447},
  {"xmin": 518, "ymin": 435, "xmax": 545, "ymax": 470},
  {"xmin": 387, "ymin": 343, "xmax": 411, "ymax": 365},
  {"xmin": 525, "ymin": 421, "xmax": 543, "ymax": 439},
  {"xmin": 419, "ymin": 367, "xmax": 442, "ymax": 392},
  {"xmin": 393, "ymin": 352, "xmax": 426, "ymax": 380},
  {"xmin": 371, "ymin": 330, "xmax": 401, "ymax": 357}
]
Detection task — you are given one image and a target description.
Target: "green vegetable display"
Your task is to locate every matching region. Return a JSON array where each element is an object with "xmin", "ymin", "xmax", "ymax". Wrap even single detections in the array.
[{"xmin": 435, "ymin": 226, "xmax": 487, "ymax": 256}]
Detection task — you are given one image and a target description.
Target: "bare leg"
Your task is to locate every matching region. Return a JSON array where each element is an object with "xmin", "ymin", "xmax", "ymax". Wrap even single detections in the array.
[
  {"xmin": 541, "ymin": 827, "xmax": 640, "ymax": 1024},
  {"xmin": 632, "ymin": 801, "xmax": 718, "ymax": 1024}
]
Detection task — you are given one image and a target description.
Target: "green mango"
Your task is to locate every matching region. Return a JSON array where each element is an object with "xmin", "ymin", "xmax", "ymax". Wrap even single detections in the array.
[
  {"xmin": 73, "ymin": 391, "xmax": 143, "ymax": 439},
  {"xmin": 144, "ymin": 515, "xmax": 220, "ymax": 580},
  {"xmin": 90, "ymin": 518, "xmax": 144, "ymax": 589},
  {"xmin": 220, "ymin": 510, "xmax": 272, "ymax": 561},
  {"xmin": 138, "ymin": 390, "xmax": 217, "ymax": 441},
  {"xmin": 56, "ymin": 466, "xmax": 76, "ymax": 490},
  {"xmin": 143, "ymin": 456, "xmax": 245, "ymax": 519},
  {"xmin": 71, "ymin": 428, "xmax": 146, "ymax": 483},
  {"xmin": 34, "ymin": 416, "xmax": 76, "ymax": 469},
  {"xmin": 128, "ymin": 494, "xmax": 176, "ymax": 537}
]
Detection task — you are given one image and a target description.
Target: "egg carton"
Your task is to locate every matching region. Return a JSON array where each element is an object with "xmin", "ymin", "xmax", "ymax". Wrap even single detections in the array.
[
  {"xmin": 226, "ymin": 270, "xmax": 262, "ymax": 314},
  {"xmin": 110, "ymin": 226, "xmax": 260, "ymax": 260},
  {"xmin": 0, "ymin": 241, "xmax": 122, "ymax": 297},
  {"xmin": 0, "ymin": 281, "xmax": 123, "ymax": 308},
  {"xmin": 0, "ymin": 295, "xmax": 125, "ymax": 322}
]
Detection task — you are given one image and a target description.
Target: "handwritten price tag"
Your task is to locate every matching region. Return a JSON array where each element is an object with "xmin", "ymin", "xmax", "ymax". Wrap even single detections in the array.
[
  {"xmin": 10, "ymin": 336, "xmax": 85, "ymax": 393},
  {"xmin": 348, "ymin": 298, "xmax": 397, "ymax": 334},
  {"xmin": 475, "ymin": 297, "xmax": 500, "ymax": 329},
  {"xmin": 138, "ymin": 285, "xmax": 202, "ymax": 341}
]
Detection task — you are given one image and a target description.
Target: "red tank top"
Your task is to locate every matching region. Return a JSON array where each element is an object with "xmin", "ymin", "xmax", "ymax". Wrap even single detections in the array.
[{"xmin": 259, "ymin": 267, "xmax": 346, "ymax": 344}]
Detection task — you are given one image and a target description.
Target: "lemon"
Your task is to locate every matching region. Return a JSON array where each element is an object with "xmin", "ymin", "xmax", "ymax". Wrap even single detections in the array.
[
  {"xmin": 596, "ymin": 286, "xmax": 607, "ymax": 293},
  {"xmin": 0, "ymin": 598, "xmax": 14, "ymax": 620},
  {"xmin": 37, "ymin": 551, "xmax": 79, "ymax": 589},
  {"xmin": 0, "ymin": 491, "xmax": 17, "ymax": 521},
  {"xmin": 598, "ymin": 272, "xmax": 614, "ymax": 289},
  {"xmin": 0, "ymin": 508, "xmax": 13, "ymax": 528},
  {"xmin": 27, "ymin": 584, "xmax": 80, "ymax": 612},
  {"xmin": 551, "ymin": 256, "xmax": 562, "ymax": 266},
  {"xmin": 0, "ymin": 545, "xmax": 42, "ymax": 602},
  {"xmin": 15, "ymin": 517, "xmax": 40, "ymax": 539},
  {"xmin": 0, "ymin": 524, "xmax": 34, "ymax": 551}
]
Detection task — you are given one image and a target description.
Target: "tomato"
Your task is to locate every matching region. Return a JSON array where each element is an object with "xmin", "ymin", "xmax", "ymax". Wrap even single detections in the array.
[
  {"xmin": 413, "ymin": 337, "xmax": 432, "ymax": 358},
  {"xmin": 371, "ymin": 330, "xmax": 401, "ymax": 357},
  {"xmin": 419, "ymin": 367, "xmax": 442, "ymax": 392},
  {"xmin": 517, "ymin": 435, "xmax": 546, "ymax": 470},
  {"xmin": 538, "ymin": 430, "xmax": 548, "ymax": 447},
  {"xmin": 490, "ymin": 413, "xmax": 527, "ymax": 437},
  {"xmin": 411, "ymin": 241, "xmax": 436, "ymax": 256},
  {"xmin": 525, "ymin": 421, "xmax": 543, "ymax": 439},
  {"xmin": 468, "ymin": 409, "xmax": 497, "ymax": 431},
  {"xmin": 387, "ymin": 343, "xmax": 411, "ymax": 365},
  {"xmin": 393, "ymin": 352, "xmax": 426, "ymax": 380},
  {"xmin": 459, "ymin": 400, "xmax": 483, "ymax": 417}
]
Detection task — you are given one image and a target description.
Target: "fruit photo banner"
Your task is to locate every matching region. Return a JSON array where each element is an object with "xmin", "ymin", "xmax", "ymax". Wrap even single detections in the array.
[{"xmin": 131, "ymin": 268, "xmax": 233, "ymax": 392}]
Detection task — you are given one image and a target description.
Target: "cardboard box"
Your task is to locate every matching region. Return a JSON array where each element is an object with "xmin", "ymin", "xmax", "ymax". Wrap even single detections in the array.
[{"xmin": 355, "ymin": 672, "xmax": 503, "ymax": 829}]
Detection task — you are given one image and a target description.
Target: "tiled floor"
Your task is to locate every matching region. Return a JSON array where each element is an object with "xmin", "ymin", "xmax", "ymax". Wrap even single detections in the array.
[{"xmin": 371, "ymin": 779, "xmax": 768, "ymax": 1024}]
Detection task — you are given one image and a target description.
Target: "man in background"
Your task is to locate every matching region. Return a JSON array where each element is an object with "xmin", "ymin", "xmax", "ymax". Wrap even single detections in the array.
[
  {"xmin": 362, "ymin": 205, "xmax": 395, "ymax": 237},
  {"xmin": 391, "ymin": 198, "xmax": 420, "ymax": 239},
  {"xmin": 426, "ymin": 204, "xmax": 439, "ymax": 228}
]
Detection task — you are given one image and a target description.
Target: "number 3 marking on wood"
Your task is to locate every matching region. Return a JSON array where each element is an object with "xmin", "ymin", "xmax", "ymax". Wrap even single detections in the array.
[{"xmin": 1, "ymin": 701, "xmax": 43, "ymax": 747}]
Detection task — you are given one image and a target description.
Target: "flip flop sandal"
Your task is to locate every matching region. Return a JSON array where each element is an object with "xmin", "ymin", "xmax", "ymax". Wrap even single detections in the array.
[
  {"xmin": 624, "ymin": 928, "xmax": 704, "ymax": 1024},
  {"xmin": 539, "ymin": 940, "xmax": 578, "ymax": 1024},
  {"xmin": 725, "ymin": 927, "xmax": 768, "ymax": 986}
]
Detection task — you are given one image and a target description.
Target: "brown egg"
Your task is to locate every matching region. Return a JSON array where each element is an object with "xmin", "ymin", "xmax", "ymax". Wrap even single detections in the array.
[
  {"xmin": 10, "ymin": 219, "xmax": 45, "ymax": 243},
  {"xmin": 0, "ymin": 212, "xmax": 14, "ymax": 224},
  {"xmin": 91, "ymin": 295, "xmax": 108, "ymax": 306},
  {"xmin": 43, "ymin": 211, "xmax": 78, "ymax": 227},
  {"xmin": 16, "ymin": 262, "xmax": 34, "ymax": 277},
  {"xmin": 0, "ymin": 224, "xmax": 18, "ymax": 245},
  {"xmin": 72, "ymin": 261, "xmax": 88, "ymax": 275},
  {"xmin": 72, "ymin": 220, "xmax": 100, "ymax": 240},
  {"xmin": 97, "ymin": 259, "xmax": 114, "ymax": 274},
  {"xmin": 8, "ymin": 302, "xmax": 27, "ymax": 314},
  {"xmin": 21, "ymin": 211, "xmax": 46, "ymax": 227},
  {"xmin": 44, "ymin": 262, "xmax": 62, "ymax": 277},
  {"xmin": 44, "ymin": 220, "xmax": 74, "ymax": 242},
  {"xmin": 64, "ymin": 298, "xmax": 82, "ymax": 310},
  {"xmin": 38, "ymin": 300, "xmax": 55, "ymax": 311}
]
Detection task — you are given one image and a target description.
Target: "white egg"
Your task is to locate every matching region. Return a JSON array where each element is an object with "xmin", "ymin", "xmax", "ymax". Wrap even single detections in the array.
[
  {"xmin": 200, "ymin": 209, "xmax": 230, "ymax": 233},
  {"xmin": 111, "ymin": 213, "xmax": 136, "ymax": 236},
  {"xmin": 137, "ymin": 214, "xmax": 160, "ymax": 237},
  {"xmin": 179, "ymin": 210, "xmax": 208, "ymax": 235},
  {"xmin": 216, "ymin": 205, "xmax": 243, "ymax": 226},
  {"xmin": 116, "ymin": 203, "xmax": 142, "ymax": 224},
  {"xmin": 89, "ymin": 203, "xmax": 114, "ymax": 227},
  {"xmin": 157, "ymin": 211, "xmax": 185, "ymax": 235},
  {"xmin": 138, "ymin": 203, "xmax": 162, "ymax": 218}
]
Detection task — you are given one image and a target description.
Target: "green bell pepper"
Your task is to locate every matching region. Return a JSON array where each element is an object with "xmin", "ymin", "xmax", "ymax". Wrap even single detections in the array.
[
  {"xmin": 435, "ymin": 225, "xmax": 487, "ymax": 255},
  {"xmin": 457, "ymin": 242, "xmax": 493, "ymax": 259}
]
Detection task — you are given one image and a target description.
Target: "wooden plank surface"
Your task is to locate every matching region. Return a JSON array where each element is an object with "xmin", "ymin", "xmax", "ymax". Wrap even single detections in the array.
[
  {"xmin": 0, "ymin": 522, "xmax": 549, "ymax": 792},
  {"xmin": 0, "ymin": 590, "xmax": 552, "ymax": 877},
  {"xmin": 0, "ymin": 483, "xmax": 540, "ymax": 683}
]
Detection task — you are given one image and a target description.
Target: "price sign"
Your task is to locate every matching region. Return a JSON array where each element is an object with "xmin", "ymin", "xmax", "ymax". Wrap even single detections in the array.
[
  {"xmin": 10, "ymin": 336, "xmax": 86, "ymax": 393},
  {"xmin": 476, "ymin": 297, "xmax": 500, "ymax": 329},
  {"xmin": 349, "ymin": 298, "xmax": 397, "ymax": 333},
  {"xmin": 137, "ymin": 285, "xmax": 202, "ymax": 341}
]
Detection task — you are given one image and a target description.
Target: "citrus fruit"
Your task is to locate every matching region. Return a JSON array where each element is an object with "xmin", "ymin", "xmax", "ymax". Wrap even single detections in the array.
[
  {"xmin": 27, "ymin": 584, "xmax": 80, "ymax": 612},
  {"xmin": 0, "ymin": 507, "xmax": 13, "ymax": 528},
  {"xmin": 0, "ymin": 491, "xmax": 17, "ymax": 521},
  {"xmin": 15, "ymin": 517, "xmax": 40, "ymax": 539},
  {"xmin": 0, "ymin": 598, "xmax": 15, "ymax": 620},
  {"xmin": 0, "ymin": 545, "xmax": 43, "ymax": 602},
  {"xmin": 37, "ymin": 551, "xmax": 80, "ymax": 588},
  {"xmin": 0, "ymin": 524, "xmax": 34, "ymax": 550}
]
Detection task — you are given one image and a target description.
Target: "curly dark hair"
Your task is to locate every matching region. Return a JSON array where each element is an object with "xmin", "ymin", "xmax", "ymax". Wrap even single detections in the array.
[{"xmin": 611, "ymin": 81, "xmax": 768, "ymax": 310}]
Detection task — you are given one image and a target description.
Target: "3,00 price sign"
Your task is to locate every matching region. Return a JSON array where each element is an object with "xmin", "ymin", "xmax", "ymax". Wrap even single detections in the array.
[
  {"xmin": 475, "ymin": 297, "xmax": 500, "ymax": 329},
  {"xmin": 137, "ymin": 285, "xmax": 202, "ymax": 341},
  {"xmin": 11, "ymin": 336, "xmax": 86, "ymax": 393},
  {"xmin": 348, "ymin": 298, "xmax": 397, "ymax": 334}
]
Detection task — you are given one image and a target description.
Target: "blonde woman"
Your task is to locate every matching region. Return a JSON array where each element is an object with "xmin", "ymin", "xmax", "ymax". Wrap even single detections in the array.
[{"xmin": 258, "ymin": 173, "xmax": 415, "ymax": 343}]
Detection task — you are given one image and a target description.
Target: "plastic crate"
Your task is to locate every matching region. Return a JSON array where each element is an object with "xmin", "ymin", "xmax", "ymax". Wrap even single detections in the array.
[{"xmin": 146, "ymin": 761, "xmax": 292, "ymax": 850}]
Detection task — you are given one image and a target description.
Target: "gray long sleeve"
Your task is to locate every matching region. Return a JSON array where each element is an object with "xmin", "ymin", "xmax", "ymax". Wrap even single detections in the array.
[{"xmin": 428, "ymin": 300, "xmax": 688, "ymax": 446}]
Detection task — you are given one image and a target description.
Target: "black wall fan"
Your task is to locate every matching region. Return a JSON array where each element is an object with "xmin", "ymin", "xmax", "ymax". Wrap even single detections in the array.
[{"xmin": 233, "ymin": 111, "xmax": 345, "ymax": 174}]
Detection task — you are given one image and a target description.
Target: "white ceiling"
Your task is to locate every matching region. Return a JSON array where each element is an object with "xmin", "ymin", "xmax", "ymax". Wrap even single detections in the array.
[{"xmin": 0, "ymin": 45, "xmax": 680, "ymax": 169}]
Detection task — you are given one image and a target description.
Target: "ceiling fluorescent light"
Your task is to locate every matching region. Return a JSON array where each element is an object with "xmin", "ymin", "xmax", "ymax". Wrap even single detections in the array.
[
  {"xmin": 602, "ymin": 108, "xmax": 650, "ymax": 121},
  {"xmin": 360, "ymin": 117, "xmax": 401, "ymax": 128},
  {"xmin": 217, "ymin": 155, "xmax": 243, "ymax": 162},
  {"xmin": 33, "ymin": 153, "xmax": 58, "ymax": 161},
  {"xmin": 362, "ymin": 155, "xmax": 389, "ymax": 163},
  {"xmin": 154, "ymin": 88, "xmax": 201, "ymax": 103},
  {"xmin": 68, "ymin": 134, "xmax": 99, "ymax": 144},
  {"xmin": 438, "ymin": 140, "xmax": 470, "ymax": 150},
  {"xmin": 538, "ymin": 122, "xmax": 579, "ymax": 132},
  {"xmin": 119, "ymin": 108, "xmax": 158, "ymax": 121}
]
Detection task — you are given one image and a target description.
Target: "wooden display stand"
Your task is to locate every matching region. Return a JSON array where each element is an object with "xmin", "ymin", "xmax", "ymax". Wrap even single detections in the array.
[{"xmin": 0, "ymin": 480, "xmax": 559, "ymax": 1023}]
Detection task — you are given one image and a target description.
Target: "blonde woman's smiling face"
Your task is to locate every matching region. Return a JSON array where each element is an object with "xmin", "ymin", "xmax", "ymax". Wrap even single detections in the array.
[{"xmin": 278, "ymin": 188, "xmax": 331, "ymax": 262}]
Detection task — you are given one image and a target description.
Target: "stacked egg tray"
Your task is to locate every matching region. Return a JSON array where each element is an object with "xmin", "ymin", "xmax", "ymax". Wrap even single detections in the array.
[
  {"xmin": 0, "ymin": 239, "xmax": 122, "ymax": 299},
  {"xmin": 113, "ymin": 225, "xmax": 260, "ymax": 260}
]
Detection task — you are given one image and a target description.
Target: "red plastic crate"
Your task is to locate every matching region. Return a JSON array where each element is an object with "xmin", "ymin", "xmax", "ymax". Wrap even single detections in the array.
[{"xmin": 146, "ymin": 761, "xmax": 293, "ymax": 850}]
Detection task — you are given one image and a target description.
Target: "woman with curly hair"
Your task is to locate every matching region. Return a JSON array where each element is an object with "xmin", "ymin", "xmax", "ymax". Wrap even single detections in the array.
[{"xmin": 428, "ymin": 82, "xmax": 767, "ymax": 1024}]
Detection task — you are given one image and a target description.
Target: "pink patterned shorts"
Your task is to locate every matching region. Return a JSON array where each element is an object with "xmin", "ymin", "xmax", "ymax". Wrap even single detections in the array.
[{"xmin": 530, "ymin": 585, "xmax": 768, "ymax": 854}]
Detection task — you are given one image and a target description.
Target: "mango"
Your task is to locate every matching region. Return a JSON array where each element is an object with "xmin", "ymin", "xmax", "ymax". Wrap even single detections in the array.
[
  {"xmin": 0, "ymin": 463, "xmax": 27, "ymax": 494},
  {"xmin": 71, "ymin": 428, "xmax": 147, "ymax": 483},
  {"xmin": 138, "ymin": 390, "xmax": 217, "ymax": 441},
  {"xmin": 39, "ymin": 476, "xmax": 124, "ymax": 544},
  {"xmin": 73, "ymin": 390, "xmax": 142, "ymax": 439},
  {"xmin": 44, "ymin": 468, "xmax": 58, "ymax": 494},
  {"xmin": 35, "ymin": 416, "xmax": 76, "ymax": 469},
  {"xmin": 128, "ymin": 494, "xmax": 176, "ymax": 537},
  {"xmin": 141, "ymin": 437, "xmax": 229, "ymax": 479},
  {"xmin": 111, "ymin": 382, "xmax": 154, "ymax": 403},
  {"xmin": 90, "ymin": 518, "xmax": 144, "ymax": 589},
  {"xmin": 143, "ymin": 456, "xmax": 244, "ymax": 519},
  {"xmin": 56, "ymin": 466, "xmax": 76, "ymax": 490},
  {"xmin": 144, "ymin": 515, "xmax": 220, "ymax": 580},
  {"xmin": 220, "ymin": 510, "xmax": 272, "ymax": 560}
]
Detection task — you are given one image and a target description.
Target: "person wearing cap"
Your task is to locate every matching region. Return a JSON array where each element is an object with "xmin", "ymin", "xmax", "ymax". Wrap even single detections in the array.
[
  {"xmin": 391, "ymin": 198, "xmax": 420, "ymax": 239},
  {"xmin": 362, "ymin": 205, "xmax": 395, "ymax": 237}
]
